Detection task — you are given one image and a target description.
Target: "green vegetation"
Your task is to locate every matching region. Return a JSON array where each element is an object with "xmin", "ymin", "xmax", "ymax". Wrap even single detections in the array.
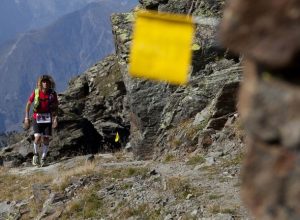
[
  {"xmin": 122, "ymin": 204, "xmax": 148, "ymax": 218},
  {"xmin": 163, "ymin": 154, "xmax": 176, "ymax": 163},
  {"xmin": 109, "ymin": 167, "xmax": 149, "ymax": 179},
  {"xmin": 186, "ymin": 155, "xmax": 205, "ymax": 166},
  {"xmin": 54, "ymin": 162, "xmax": 96, "ymax": 192},
  {"xmin": 221, "ymin": 153, "xmax": 244, "ymax": 168},
  {"xmin": 116, "ymin": 203, "xmax": 162, "ymax": 219},
  {"xmin": 209, "ymin": 204, "xmax": 237, "ymax": 216},
  {"xmin": 208, "ymin": 194, "xmax": 224, "ymax": 200},
  {"xmin": 62, "ymin": 184, "xmax": 104, "ymax": 219},
  {"xmin": 166, "ymin": 177, "xmax": 204, "ymax": 200},
  {"xmin": 0, "ymin": 168, "xmax": 53, "ymax": 201}
]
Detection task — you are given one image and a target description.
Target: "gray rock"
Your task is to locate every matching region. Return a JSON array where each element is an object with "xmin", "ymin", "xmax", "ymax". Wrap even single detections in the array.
[
  {"xmin": 205, "ymin": 156, "xmax": 216, "ymax": 166},
  {"xmin": 86, "ymin": 154, "xmax": 95, "ymax": 163},
  {"xmin": 164, "ymin": 213, "xmax": 173, "ymax": 220},
  {"xmin": 0, "ymin": 201, "xmax": 13, "ymax": 215},
  {"xmin": 191, "ymin": 209, "xmax": 198, "ymax": 216}
]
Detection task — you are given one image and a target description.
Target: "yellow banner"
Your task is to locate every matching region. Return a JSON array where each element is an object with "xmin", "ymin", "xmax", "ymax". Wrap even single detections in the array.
[{"xmin": 129, "ymin": 10, "xmax": 195, "ymax": 85}]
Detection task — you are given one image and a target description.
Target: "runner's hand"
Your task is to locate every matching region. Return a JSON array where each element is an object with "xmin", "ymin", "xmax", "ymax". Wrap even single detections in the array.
[{"xmin": 23, "ymin": 118, "xmax": 30, "ymax": 130}]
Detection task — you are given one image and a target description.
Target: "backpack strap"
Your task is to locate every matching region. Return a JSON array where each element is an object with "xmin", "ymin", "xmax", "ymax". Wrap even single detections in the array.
[{"xmin": 33, "ymin": 89, "xmax": 40, "ymax": 112}]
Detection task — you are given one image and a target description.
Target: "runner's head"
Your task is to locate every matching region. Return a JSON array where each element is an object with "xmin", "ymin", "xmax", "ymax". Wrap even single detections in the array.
[{"xmin": 37, "ymin": 74, "xmax": 56, "ymax": 90}]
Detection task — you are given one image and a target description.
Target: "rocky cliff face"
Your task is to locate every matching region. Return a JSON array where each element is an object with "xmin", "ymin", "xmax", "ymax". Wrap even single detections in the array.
[{"xmin": 111, "ymin": 0, "xmax": 240, "ymax": 160}]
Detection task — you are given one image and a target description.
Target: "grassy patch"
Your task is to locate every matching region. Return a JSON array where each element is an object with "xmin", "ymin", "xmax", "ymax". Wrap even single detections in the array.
[
  {"xmin": 0, "ymin": 168, "xmax": 53, "ymax": 201},
  {"xmin": 119, "ymin": 182, "xmax": 133, "ymax": 190},
  {"xmin": 181, "ymin": 214, "xmax": 198, "ymax": 220},
  {"xmin": 118, "ymin": 204, "xmax": 161, "ymax": 219},
  {"xmin": 171, "ymin": 138, "xmax": 182, "ymax": 148},
  {"xmin": 201, "ymin": 165, "xmax": 220, "ymax": 175},
  {"xmin": 209, "ymin": 204, "xmax": 221, "ymax": 214},
  {"xmin": 62, "ymin": 185, "xmax": 104, "ymax": 219},
  {"xmin": 122, "ymin": 204, "xmax": 148, "ymax": 218},
  {"xmin": 209, "ymin": 204, "xmax": 237, "ymax": 215},
  {"xmin": 113, "ymin": 151, "xmax": 126, "ymax": 161},
  {"xmin": 108, "ymin": 167, "xmax": 149, "ymax": 179},
  {"xmin": 221, "ymin": 153, "xmax": 244, "ymax": 168},
  {"xmin": 186, "ymin": 155, "xmax": 205, "ymax": 166},
  {"xmin": 53, "ymin": 162, "xmax": 96, "ymax": 192},
  {"xmin": 208, "ymin": 194, "xmax": 224, "ymax": 200},
  {"xmin": 222, "ymin": 208, "xmax": 237, "ymax": 215},
  {"xmin": 232, "ymin": 118, "xmax": 245, "ymax": 141},
  {"xmin": 166, "ymin": 177, "xmax": 204, "ymax": 200},
  {"xmin": 163, "ymin": 154, "xmax": 176, "ymax": 163}
]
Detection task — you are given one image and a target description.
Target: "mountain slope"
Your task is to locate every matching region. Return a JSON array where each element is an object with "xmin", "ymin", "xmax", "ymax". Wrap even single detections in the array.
[
  {"xmin": 0, "ymin": 0, "xmax": 137, "ymax": 45},
  {"xmin": 0, "ymin": 1, "xmax": 137, "ymax": 132}
]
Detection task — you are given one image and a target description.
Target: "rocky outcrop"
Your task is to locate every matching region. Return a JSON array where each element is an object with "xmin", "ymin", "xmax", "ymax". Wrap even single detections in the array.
[
  {"xmin": 112, "ymin": 1, "xmax": 240, "ymax": 159},
  {"xmin": 0, "ymin": 55, "xmax": 129, "ymax": 166},
  {"xmin": 220, "ymin": 0, "xmax": 300, "ymax": 219},
  {"xmin": 53, "ymin": 55, "xmax": 130, "ymax": 157},
  {"xmin": 2, "ymin": 0, "xmax": 241, "ymax": 165},
  {"xmin": 154, "ymin": 61, "xmax": 241, "ymax": 157},
  {"xmin": 57, "ymin": 55, "xmax": 130, "ymax": 153},
  {"xmin": 139, "ymin": 0, "xmax": 225, "ymax": 17}
]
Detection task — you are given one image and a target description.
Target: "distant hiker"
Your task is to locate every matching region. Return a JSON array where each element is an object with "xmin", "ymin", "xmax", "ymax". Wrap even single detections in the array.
[{"xmin": 24, "ymin": 74, "xmax": 58, "ymax": 167}]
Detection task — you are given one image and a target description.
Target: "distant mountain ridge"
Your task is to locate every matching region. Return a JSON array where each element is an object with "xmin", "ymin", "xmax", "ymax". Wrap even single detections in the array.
[
  {"xmin": 0, "ymin": 0, "xmax": 136, "ymax": 45},
  {"xmin": 0, "ymin": 0, "xmax": 137, "ymax": 132}
]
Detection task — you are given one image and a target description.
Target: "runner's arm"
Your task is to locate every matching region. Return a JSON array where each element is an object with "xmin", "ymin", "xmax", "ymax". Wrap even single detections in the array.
[
  {"xmin": 25, "ymin": 91, "xmax": 35, "ymax": 120},
  {"xmin": 25, "ymin": 101, "xmax": 32, "ymax": 120}
]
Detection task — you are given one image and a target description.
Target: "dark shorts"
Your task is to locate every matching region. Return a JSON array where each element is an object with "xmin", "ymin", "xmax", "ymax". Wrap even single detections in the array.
[{"xmin": 33, "ymin": 119, "xmax": 52, "ymax": 136}]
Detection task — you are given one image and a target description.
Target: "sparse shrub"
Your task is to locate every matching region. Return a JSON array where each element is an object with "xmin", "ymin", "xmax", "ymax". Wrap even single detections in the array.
[
  {"xmin": 222, "ymin": 208, "xmax": 237, "ymax": 215},
  {"xmin": 167, "ymin": 177, "xmax": 202, "ymax": 200},
  {"xmin": 120, "ymin": 204, "xmax": 161, "ymax": 219},
  {"xmin": 120, "ymin": 182, "xmax": 133, "ymax": 190},
  {"xmin": 114, "ymin": 151, "xmax": 126, "ymax": 161},
  {"xmin": 232, "ymin": 117, "xmax": 245, "ymax": 141},
  {"xmin": 186, "ymin": 155, "xmax": 205, "ymax": 166},
  {"xmin": 171, "ymin": 138, "xmax": 182, "ymax": 147},
  {"xmin": 108, "ymin": 167, "xmax": 149, "ymax": 179},
  {"xmin": 221, "ymin": 153, "xmax": 244, "ymax": 168},
  {"xmin": 122, "ymin": 204, "xmax": 148, "ymax": 218},
  {"xmin": 62, "ymin": 186, "xmax": 104, "ymax": 219},
  {"xmin": 209, "ymin": 204, "xmax": 221, "ymax": 214},
  {"xmin": 126, "ymin": 167, "xmax": 138, "ymax": 176},
  {"xmin": 54, "ymin": 162, "xmax": 96, "ymax": 192},
  {"xmin": 0, "ymin": 169, "xmax": 52, "ymax": 201},
  {"xmin": 208, "ymin": 194, "xmax": 223, "ymax": 200},
  {"xmin": 209, "ymin": 204, "xmax": 237, "ymax": 215},
  {"xmin": 163, "ymin": 154, "xmax": 176, "ymax": 163}
]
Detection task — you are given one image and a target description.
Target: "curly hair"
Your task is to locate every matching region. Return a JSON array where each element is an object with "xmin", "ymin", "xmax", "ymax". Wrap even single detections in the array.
[{"xmin": 37, "ymin": 74, "xmax": 56, "ymax": 90}]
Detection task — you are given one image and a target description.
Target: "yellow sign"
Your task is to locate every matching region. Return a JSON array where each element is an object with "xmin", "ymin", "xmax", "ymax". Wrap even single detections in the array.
[
  {"xmin": 115, "ymin": 132, "xmax": 120, "ymax": 142},
  {"xmin": 129, "ymin": 10, "xmax": 195, "ymax": 85}
]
